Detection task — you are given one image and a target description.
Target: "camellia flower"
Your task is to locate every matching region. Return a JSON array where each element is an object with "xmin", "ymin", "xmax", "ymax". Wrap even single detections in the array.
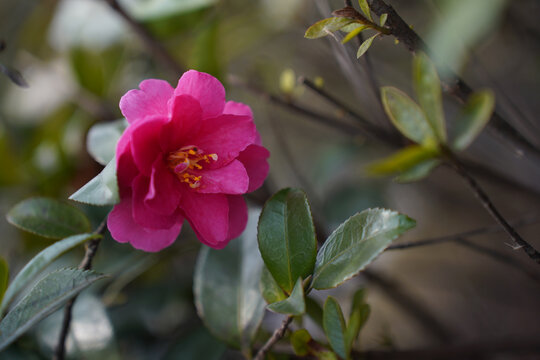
[{"xmin": 107, "ymin": 70, "xmax": 270, "ymax": 251}]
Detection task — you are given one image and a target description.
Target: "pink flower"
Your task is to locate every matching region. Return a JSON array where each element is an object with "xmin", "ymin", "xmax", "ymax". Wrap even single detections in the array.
[{"xmin": 107, "ymin": 70, "xmax": 269, "ymax": 252}]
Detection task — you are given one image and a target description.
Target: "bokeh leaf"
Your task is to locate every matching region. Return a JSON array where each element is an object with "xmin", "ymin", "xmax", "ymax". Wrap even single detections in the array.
[
  {"xmin": 0, "ymin": 257, "xmax": 8, "ymax": 308},
  {"xmin": 69, "ymin": 159, "xmax": 119, "ymax": 206},
  {"xmin": 267, "ymin": 277, "xmax": 305, "ymax": 315},
  {"xmin": 312, "ymin": 209, "xmax": 415, "ymax": 290},
  {"xmin": 323, "ymin": 296, "xmax": 347, "ymax": 359},
  {"xmin": 0, "ymin": 233, "xmax": 101, "ymax": 314},
  {"xmin": 413, "ymin": 52, "xmax": 447, "ymax": 142},
  {"xmin": 305, "ymin": 17, "xmax": 355, "ymax": 39},
  {"xmin": 7, "ymin": 198, "xmax": 91, "ymax": 239},
  {"xmin": 305, "ymin": 296, "xmax": 324, "ymax": 329},
  {"xmin": 257, "ymin": 188, "xmax": 317, "ymax": 294},
  {"xmin": 0, "ymin": 268, "xmax": 107, "ymax": 352},
  {"xmin": 194, "ymin": 228, "xmax": 265, "ymax": 350},
  {"xmin": 380, "ymin": 13, "xmax": 388, "ymax": 27},
  {"xmin": 368, "ymin": 145, "xmax": 439, "ymax": 176},
  {"xmin": 395, "ymin": 159, "xmax": 440, "ymax": 183},
  {"xmin": 381, "ymin": 86, "xmax": 437, "ymax": 146},
  {"xmin": 357, "ymin": 33, "xmax": 379, "ymax": 58},
  {"xmin": 452, "ymin": 90, "xmax": 495, "ymax": 151},
  {"xmin": 344, "ymin": 289, "xmax": 370, "ymax": 352},
  {"xmin": 87, "ymin": 118, "xmax": 127, "ymax": 166},
  {"xmin": 291, "ymin": 329, "xmax": 312, "ymax": 356},
  {"xmin": 260, "ymin": 266, "xmax": 287, "ymax": 304}
]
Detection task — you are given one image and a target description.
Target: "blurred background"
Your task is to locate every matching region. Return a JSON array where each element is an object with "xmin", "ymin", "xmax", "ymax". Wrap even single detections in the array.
[{"xmin": 0, "ymin": 0, "xmax": 539, "ymax": 358}]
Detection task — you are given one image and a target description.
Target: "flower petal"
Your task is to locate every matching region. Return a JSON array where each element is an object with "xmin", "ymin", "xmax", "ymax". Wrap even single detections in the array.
[
  {"xmin": 145, "ymin": 158, "xmax": 180, "ymax": 215},
  {"xmin": 193, "ymin": 114, "xmax": 256, "ymax": 168},
  {"xmin": 223, "ymin": 101, "xmax": 253, "ymax": 117},
  {"xmin": 195, "ymin": 159, "xmax": 249, "ymax": 194},
  {"xmin": 160, "ymin": 94, "xmax": 203, "ymax": 152},
  {"xmin": 237, "ymin": 144, "xmax": 270, "ymax": 192},
  {"xmin": 180, "ymin": 190, "xmax": 229, "ymax": 248},
  {"xmin": 108, "ymin": 195, "xmax": 183, "ymax": 252},
  {"xmin": 132, "ymin": 174, "xmax": 178, "ymax": 229},
  {"xmin": 120, "ymin": 79, "xmax": 174, "ymax": 124},
  {"xmin": 116, "ymin": 125, "xmax": 138, "ymax": 196},
  {"xmin": 225, "ymin": 195, "xmax": 248, "ymax": 243},
  {"xmin": 130, "ymin": 116, "xmax": 167, "ymax": 176},
  {"xmin": 175, "ymin": 70, "xmax": 225, "ymax": 119}
]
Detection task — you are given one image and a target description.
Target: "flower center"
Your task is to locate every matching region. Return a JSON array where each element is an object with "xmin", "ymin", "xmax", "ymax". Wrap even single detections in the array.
[{"xmin": 166, "ymin": 145, "xmax": 218, "ymax": 189}]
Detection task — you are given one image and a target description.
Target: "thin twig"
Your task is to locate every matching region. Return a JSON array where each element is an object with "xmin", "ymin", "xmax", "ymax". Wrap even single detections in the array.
[
  {"xmin": 254, "ymin": 315, "xmax": 294, "ymax": 360},
  {"xmin": 103, "ymin": 0, "xmax": 184, "ymax": 76},
  {"xmin": 53, "ymin": 219, "xmax": 107, "ymax": 360},
  {"xmin": 366, "ymin": 0, "xmax": 540, "ymax": 158}
]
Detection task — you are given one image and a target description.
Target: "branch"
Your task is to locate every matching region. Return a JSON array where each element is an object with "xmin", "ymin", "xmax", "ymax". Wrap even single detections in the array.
[
  {"xmin": 254, "ymin": 315, "xmax": 294, "ymax": 360},
  {"xmin": 366, "ymin": 0, "xmax": 540, "ymax": 158},
  {"xmin": 53, "ymin": 219, "xmax": 107, "ymax": 360},
  {"xmin": 103, "ymin": 0, "xmax": 184, "ymax": 76}
]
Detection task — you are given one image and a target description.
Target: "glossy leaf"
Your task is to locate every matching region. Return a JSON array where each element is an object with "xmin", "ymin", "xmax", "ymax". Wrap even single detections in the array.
[
  {"xmin": 381, "ymin": 86, "xmax": 437, "ymax": 146},
  {"xmin": 357, "ymin": 33, "xmax": 379, "ymax": 58},
  {"xmin": 0, "ymin": 268, "xmax": 106, "ymax": 352},
  {"xmin": 0, "ymin": 233, "xmax": 100, "ymax": 314},
  {"xmin": 452, "ymin": 90, "xmax": 495, "ymax": 150},
  {"xmin": 6, "ymin": 198, "xmax": 91, "ymax": 239},
  {"xmin": 380, "ymin": 13, "xmax": 388, "ymax": 27},
  {"xmin": 344, "ymin": 289, "xmax": 370, "ymax": 352},
  {"xmin": 194, "ymin": 230, "xmax": 266, "ymax": 350},
  {"xmin": 87, "ymin": 118, "xmax": 127, "ymax": 165},
  {"xmin": 260, "ymin": 266, "xmax": 287, "ymax": 304},
  {"xmin": 0, "ymin": 257, "xmax": 7, "ymax": 308},
  {"xmin": 413, "ymin": 52, "xmax": 446, "ymax": 142},
  {"xmin": 69, "ymin": 159, "xmax": 119, "ymax": 205},
  {"xmin": 358, "ymin": 0, "xmax": 373, "ymax": 21},
  {"xmin": 312, "ymin": 209, "xmax": 415, "ymax": 290},
  {"xmin": 267, "ymin": 277, "xmax": 305, "ymax": 315},
  {"xmin": 368, "ymin": 145, "xmax": 439, "ymax": 176},
  {"xmin": 341, "ymin": 25, "xmax": 370, "ymax": 44},
  {"xmin": 257, "ymin": 188, "xmax": 317, "ymax": 294},
  {"xmin": 323, "ymin": 296, "xmax": 347, "ymax": 359},
  {"xmin": 395, "ymin": 159, "xmax": 440, "ymax": 183},
  {"xmin": 305, "ymin": 17, "xmax": 355, "ymax": 39}
]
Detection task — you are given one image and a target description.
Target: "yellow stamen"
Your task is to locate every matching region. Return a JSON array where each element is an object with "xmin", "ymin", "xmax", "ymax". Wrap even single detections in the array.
[{"xmin": 166, "ymin": 145, "xmax": 218, "ymax": 189}]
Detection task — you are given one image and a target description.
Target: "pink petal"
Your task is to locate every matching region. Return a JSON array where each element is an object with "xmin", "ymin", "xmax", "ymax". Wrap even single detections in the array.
[
  {"xmin": 237, "ymin": 144, "xmax": 270, "ymax": 192},
  {"xmin": 175, "ymin": 70, "xmax": 225, "ymax": 119},
  {"xmin": 132, "ymin": 174, "xmax": 179, "ymax": 229},
  {"xmin": 115, "ymin": 125, "xmax": 138, "ymax": 196},
  {"xmin": 160, "ymin": 94, "xmax": 203, "ymax": 152},
  {"xmin": 108, "ymin": 195, "xmax": 183, "ymax": 252},
  {"xmin": 195, "ymin": 159, "xmax": 249, "ymax": 194},
  {"xmin": 193, "ymin": 114, "xmax": 256, "ymax": 168},
  {"xmin": 145, "ymin": 158, "xmax": 180, "ymax": 215},
  {"xmin": 120, "ymin": 79, "xmax": 174, "ymax": 124},
  {"xmin": 180, "ymin": 190, "xmax": 229, "ymax": 248},
  {"xmin": 223, "ymin": 101, "xmax": 253, "ymax": 118},
  {"xmin": 130, "ymin": 116, "xmax": 167, "ymax": 176},
  {"xmin": 225, "ymin": 195, "xmax": 248, "ymax": 243}
]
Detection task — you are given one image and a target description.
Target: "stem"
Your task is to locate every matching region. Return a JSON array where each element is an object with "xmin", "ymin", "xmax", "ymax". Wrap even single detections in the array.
[
  {"xmin": 254, "ymin": 315, "xmax": 294, "ymax": 360},
  {"xmin": 447, "ymin": 154, "xmax": 540, "ymax": 264},
  {"xmin": 53, "ymin": 220, "xmax": 107, "ymax": 360}
]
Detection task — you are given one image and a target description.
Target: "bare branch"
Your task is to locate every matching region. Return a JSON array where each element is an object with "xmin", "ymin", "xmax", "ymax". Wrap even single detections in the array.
[{"xmin": 254, "ymin": 315, "xmax": 294, "ymax": 360}]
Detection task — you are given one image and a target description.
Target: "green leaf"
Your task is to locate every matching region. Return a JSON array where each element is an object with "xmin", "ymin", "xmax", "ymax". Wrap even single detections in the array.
[
  {"xmin": 291, "ymin": 329, "xmax": 312, "ymax": 356},
  {"xmin": 305, "ymin": 17, "xmax": 355, "ymax": 39},
  {"xmin": 341, "ymin": 25, "xmax": 370, "ymax": 44},
  {"xmin": 6, "ymin": 198, "xmax": 91, "ymax": 239},
  {"xmin": 70, "ymin": 47, "xmax": 106, "ymax": 96},
  {"xmin": 69, "ymin": 159, "xmax": 119, "ymax": 206},
  {"xmin": 0, "ymin": 233, "xmax": 100, "ymax": 314},
  {"xmin": 368, "ymin": 145, "xmax": 439, "ymax": 176},
  {"xmin": 312, "ymin": 209, "xmax": 415, "ymax": 290},
  {"xmin": 452, "ymin": 90, "xmax": 495, "ymax": 151},
  {"xmin": 257, "ymin": 188, "xmax": 317, "ymax": 294},
  {"xmin": 380, "ymin": 13, "xmax": 388, "ymax": 27},
  {"xmin": 305, "ymin": 296, "xmax": 324, "ymax": 329},
  {"xmin": 86, "ymin": 118, "xmax": 127, "ymax": 166},
  {"xmin": 358, "ymin": 0, "xmax": 373, "ymax": 21},
  {"xmin": 381, "ymin": 86, "xmax": 437, "ymax": 146},
  {"xmin": 194, "ymin": 231, "xmax": 266, "ymax": 350},
  {"xmin": 357, "ymin": 33, "xmax": 379, "ymax": 58},
  {"xmin": 260, "ymin": 266, "xmax": 287, "ymax": 304},
  {"xmin": 126, "ymin": 0, "xmax": 218, "ymax": 21},
  {"xmin": 413, "ymin": 52, "xmax": 446, "ymax": 142},
  {"xmin": 0, "ymin": 268, "xmax": 107, "ymax": 352},
  {"xmin": 267, "ymin": 278, "xmax": 305, "ymax": 315},
  {"xmin": 395, "ymin": 159, "xmax": 440, "ymax": 183},
  {"xmin": 344, "ymin": 289, "xmax": 370, "ymax": 352},
  {"xmin": 323, "ymin": 296, "xmax": 347, "ymax": 359},
  {"xmin": 0, "ymin": 257, "xmax": 8, "ymax": 308}
]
